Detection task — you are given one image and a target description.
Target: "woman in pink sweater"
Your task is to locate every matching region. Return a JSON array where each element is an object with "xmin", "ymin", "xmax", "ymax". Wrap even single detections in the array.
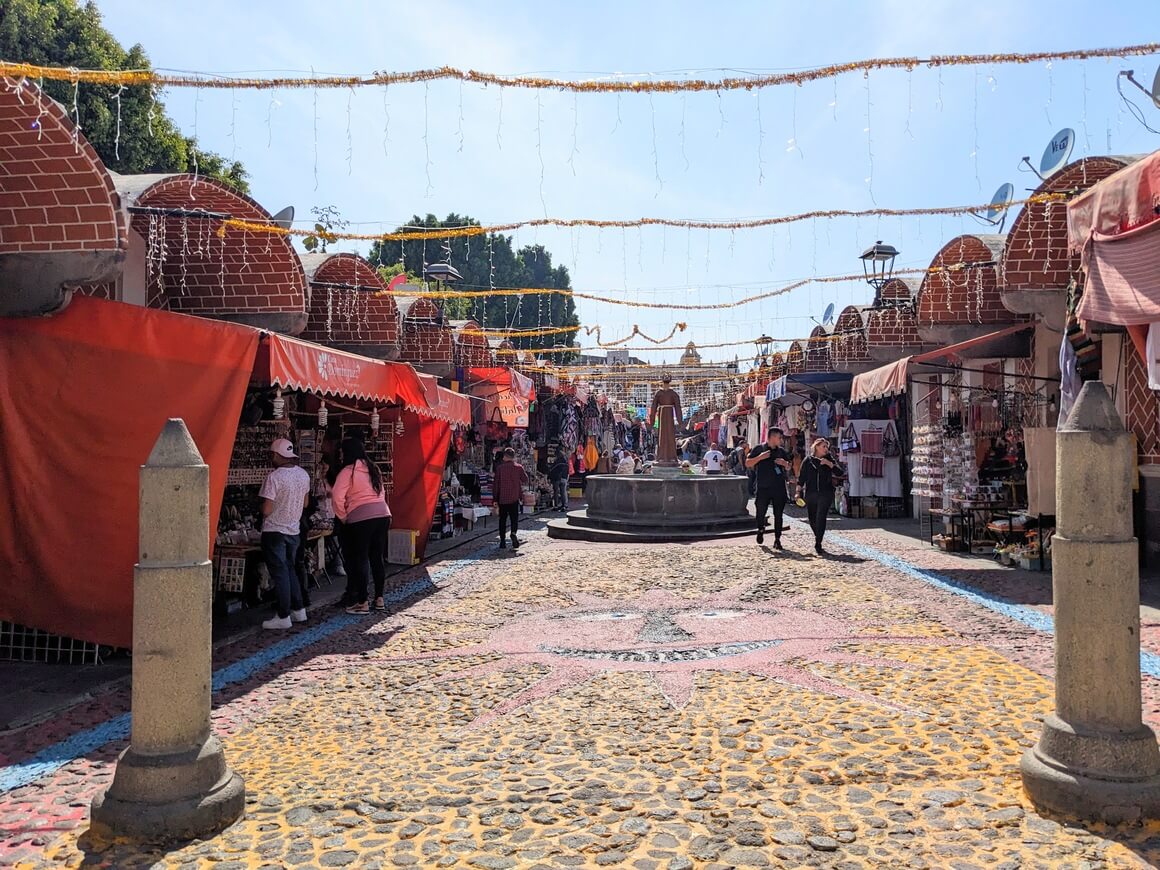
[{"xmin": 332, "ymin": 438, "xmax": 392, "ymax": 614}]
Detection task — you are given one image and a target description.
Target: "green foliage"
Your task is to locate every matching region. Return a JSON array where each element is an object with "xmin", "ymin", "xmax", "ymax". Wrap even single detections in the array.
[
  {"xmin": 368, "ymin": 213, "xmax": 580, "ymax": 356},
  {"xmin": 0, "ymin": 0, "xmax": 249, "ymax": 192},
  {"xmin": 302, "ymin": 205, "xmax": 348, "ymax": 253}
]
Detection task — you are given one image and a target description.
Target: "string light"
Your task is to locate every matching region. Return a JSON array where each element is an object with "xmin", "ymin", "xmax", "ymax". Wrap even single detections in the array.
[{"xmin": 8, "ymin": 43, "xmax": 1155, "ymax": 91}]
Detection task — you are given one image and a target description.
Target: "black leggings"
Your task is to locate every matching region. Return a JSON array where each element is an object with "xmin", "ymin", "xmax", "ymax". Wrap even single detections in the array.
[
  {"xmin": 498, "ymin": 502, "xmax": 520, "ymax": 541},
  {"xmin": 343, "ymin": 516, "xmax": 390, "ymax": 604},
  {"xmin": 755, "ymin": 489, "xmax": 787, "ymax": 538},
  {"xmin": 805, "ymin": 491, "xmax": 832, "ymax": 546}
]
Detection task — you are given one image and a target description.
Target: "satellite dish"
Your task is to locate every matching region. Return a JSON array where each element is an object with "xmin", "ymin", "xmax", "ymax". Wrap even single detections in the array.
[
  {"xmin": 271, "ymin": 206, "xmax": 295, "ymax": 230},
  {"xmin": 1152, "ymin": 65, "xmax": 1160, "ymax": 109},
  {"xmin": 1039, "ymin": 128, "xmax": 1075, "ymax": 179},
  {"xmin": 985, "ymin": 183, "xmax": 1015, "ymax": 223},
  {"xmin": 822, "ymin": 303, "xmax": 836, "ymax": 326}
]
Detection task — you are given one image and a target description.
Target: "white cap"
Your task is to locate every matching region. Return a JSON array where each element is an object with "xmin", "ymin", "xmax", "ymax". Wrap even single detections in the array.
[{"xmin": 271, "ymin": 438, "xmax": 297, "ymax": 459}]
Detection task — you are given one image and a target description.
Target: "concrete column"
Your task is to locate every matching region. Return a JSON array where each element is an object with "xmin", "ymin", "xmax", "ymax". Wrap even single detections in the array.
[
  {"xmin": 91, "ymin": 419, "xmax": 245, "ymax": 840},
  {"xmin": 1021, "ymin": 382, "xmax": 1160, "ymax": 823}
]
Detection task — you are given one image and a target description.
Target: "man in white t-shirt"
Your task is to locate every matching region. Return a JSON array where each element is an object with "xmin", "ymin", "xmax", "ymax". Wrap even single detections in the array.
[
  {"xmin": 702, "ymin": 446, "xmax": 726, "ymax": 475},
  {"xmin": 259, "ymin": 438, "xmax": 311, "ymax": 630}
]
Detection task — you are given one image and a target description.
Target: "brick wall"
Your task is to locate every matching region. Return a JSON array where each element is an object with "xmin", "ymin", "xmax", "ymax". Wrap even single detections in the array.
[
  {"xmin": 0, "ymin": 78, "xmax": 125, "ymax": 259},
  {"xmin": 786, "ymin": 341, "xmax": 805, "ymax": 374},
  {"xmin": 125, "ymin": 175, "xmax": 305, "ymax": 319},
  {"xmin": 867, "ymin": 307, "xmax": 922, "ymax": 349},
  {"xmin": 299, "ymin": 253, "xmax": 399, "ymax": 351},
  {"xmin": 878, "ymin": 277, "xmax": 915, "ymax": 304},
  {"xmin": 1002, "ymin": 157, "xmax": 1132, "ymax": 292},
  {"xmin": 918, "ymin": 235, "xmax": 1018, "ymax": 327},
  {"xmin": 1124, "ymin": 347, "xmax": 1160, "ymax": 465},
  {"xmin": 398, "ymin": 297, "xmax": 453, "ymax": 365},
  {"xmin": 804, "ymin": 327, "xmax": 832, "ymax": 373},
  {"xmin": 454, "ymin": 321, "xmax": 492, "ymax": 367},
  {"xmin": 832, "ymin": 305, "xmax": 869, "ymax": 366}
]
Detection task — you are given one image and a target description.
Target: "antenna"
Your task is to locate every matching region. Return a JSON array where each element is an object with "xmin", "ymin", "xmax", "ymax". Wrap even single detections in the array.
[
  {"xmin": 1119, "ymin": 67, "xmax": 1160, "ymax": 109},
  {"xmin": 270, "ymin": 206, "xmax": 295, "ymax": 229},
  {"xmin": 970, "ymin": 182, "xmax": 1015, "ymax": 232},
  {"xmin": 822, "ymin": 302, "xmax": 835, "ymax": 326}
]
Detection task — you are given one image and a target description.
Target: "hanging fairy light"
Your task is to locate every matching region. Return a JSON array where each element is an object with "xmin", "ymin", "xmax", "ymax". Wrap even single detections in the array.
[
  {"xmin": 272, "ymin": 388, "xmax": 285, "ymax": 420},
  {"xmin": 318, "ymin": 400, "xmax": 328, "ymax": 429},
  {"xmin": 370, "ymin": 406, "xmax": 380, "ymax": 434},
  {"xmin": 395, "ymin": 418, "xmax": 405, "ymax": 436}
]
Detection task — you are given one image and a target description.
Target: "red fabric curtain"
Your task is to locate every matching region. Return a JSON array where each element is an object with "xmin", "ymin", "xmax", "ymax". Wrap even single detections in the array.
[
  {"xmin": 387, "ymin": 410, "xmax": 451, "ymax": 559},
  {"xmin": 0, "ymin": 297, "xmax": 259, "ymax": 647}
]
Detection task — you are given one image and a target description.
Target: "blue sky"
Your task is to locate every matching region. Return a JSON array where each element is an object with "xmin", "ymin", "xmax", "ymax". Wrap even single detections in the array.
[{"xmin": 92, "ymin": 0, "xmax": 1160, "ymax": 366}]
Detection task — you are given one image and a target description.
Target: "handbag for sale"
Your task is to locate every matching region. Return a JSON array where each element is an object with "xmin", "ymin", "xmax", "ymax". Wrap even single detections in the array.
[
  {"xmin": 839, "ymin": 423, "xmax": 860, "ymax": 453},
  {"xmin": 860, "ymin": 427, "xmax": 884, "ymax": 456},
  {"xmin": 882, "ymin": 421, "xmax": 901, "ymax": 457},
  {"xmin": 861, "ymin": 455, "xmax": 884, "ymax": 478}
]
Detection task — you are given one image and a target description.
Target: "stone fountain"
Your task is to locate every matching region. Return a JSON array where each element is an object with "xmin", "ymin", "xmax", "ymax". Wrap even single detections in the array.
[{"xmin": 547, "ymin": 377, "xmax": 753, "ymax": 543}]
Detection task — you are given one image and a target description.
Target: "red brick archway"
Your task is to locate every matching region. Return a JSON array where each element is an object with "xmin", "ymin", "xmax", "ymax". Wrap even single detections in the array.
[
  {"xmin": 115, "ymin": 173, "xmax": 308, "ymax": 334},
  {"xmin": 0, "ymin": 77, "xmax": 126, "ymax": 314},
  {"xmin": 397, "ymin": 296, "xmax": 453, "ymax": 367},
  {"xmin": 804, "ymin": 325, "xmax": 832, "ymax": 373},
  {"xmin": 786, "ymin": 341, "xmax": 805, "ymax": 374},
  {"xmin": 452, "ymin": 320, "xmax": 491, "ymax": 368},
  {"xmin": 918, "ymin": 234, "xmax": 1022, "ymax": 344},
  {"xmin": 866, "ymin": 307, "xmax": 926, "ymax": 361},
  {"xmin": 831, "ymin": 305, "xmax": 871, "ymax": 372},
  {"xmin": 299, "ymin": 252, "xmax": 399, "ymax": 358},
  {"xmin": 1000, "ymin": 156, "xmax": 1137, "ymax": 329}
]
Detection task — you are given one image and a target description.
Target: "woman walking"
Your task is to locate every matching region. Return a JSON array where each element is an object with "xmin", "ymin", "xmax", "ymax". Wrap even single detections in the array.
[
  {"xmin": 796, "ymin": 438, "xmax": 838, "ymax": 556},
  {"xmin": 332, "ymin": 438, "xmax": 391, "ymax": 614}
]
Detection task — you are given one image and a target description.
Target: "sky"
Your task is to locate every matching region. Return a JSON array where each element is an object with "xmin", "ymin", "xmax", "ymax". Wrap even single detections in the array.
[{"xmin": 91, "ymin": 0, "xmax": 1160, "ymax": 367}]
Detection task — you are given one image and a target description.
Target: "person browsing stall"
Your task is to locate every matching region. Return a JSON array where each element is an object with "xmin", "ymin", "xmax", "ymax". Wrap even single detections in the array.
[
  {"xmin": 746, "ymin": 428, "xmax": 792, "ymax": 550},
  {"xmin": 702, "ymin": 445, "xmax": 725, "ymax": 475},
  {"xmin": 332, "ymin": 438, "xmax": 391, "ymax": 615},
  {"xmin": 259, "ymin": 439, "xmax": 311, "ymax": 630}
]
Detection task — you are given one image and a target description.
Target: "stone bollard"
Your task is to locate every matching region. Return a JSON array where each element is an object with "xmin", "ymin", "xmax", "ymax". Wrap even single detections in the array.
[
  {"xmin": 1021, "ymin": 382, "xmax": 1160, "ymax": 822},
  {"xmin": 91, "ymin": 419, "xmax": 245, "ymax": 840}
]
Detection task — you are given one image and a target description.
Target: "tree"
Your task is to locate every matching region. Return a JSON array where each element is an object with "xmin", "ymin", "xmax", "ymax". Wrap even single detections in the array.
[
  {"xmin": 0, "ymin": 0, "xmax": 249, "ymax": 192},
  {"xmin": 368, "ymin": 214, "xmax": 581, "ymax": 355}
]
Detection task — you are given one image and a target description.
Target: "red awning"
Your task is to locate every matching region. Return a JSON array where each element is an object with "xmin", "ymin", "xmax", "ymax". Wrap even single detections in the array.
[
  {"xmin": 1068, "ymin": 149, "xmax": 1160, "ymax": 250},
  {"xmin": 1074, "ymin": 219, "xmax": 1160, "ymax": 326},
  {"xmin": 850, "ymin": 325, "xmax": 1031, "ymax": 403},
  {"xmin": 851, "ymin": 357, "xmax": 911, "ymax": 404},
  {"xmin": 413, "ymin": 374, "xmax": 472, "ymax": 425},
  {"xmin": 255, "ymin": 333, "xmax": 429, "ymax": 409},
  {"xmin": 466, "ymin": 366, "xmax": 536, "ymax": 402}
]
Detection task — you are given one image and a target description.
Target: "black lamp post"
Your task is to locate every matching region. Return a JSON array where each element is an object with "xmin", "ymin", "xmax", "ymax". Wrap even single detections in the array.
[
  {"xmin": 860, "ymin": 241, "xmax": 899, "ymax": 305},
  {"xmin": 754, "ymin": 335, "xmax": 773, "ymax": 369}
]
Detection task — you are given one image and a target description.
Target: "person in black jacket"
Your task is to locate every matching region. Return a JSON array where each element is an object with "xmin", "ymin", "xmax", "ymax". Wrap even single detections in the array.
[
  {"xmin": 796, "ymin": 438, "xmax": 838, "ymax": 555},
  {"xmin": 746, "ymin": 430, "xmax": 791, "ymax": 549}
]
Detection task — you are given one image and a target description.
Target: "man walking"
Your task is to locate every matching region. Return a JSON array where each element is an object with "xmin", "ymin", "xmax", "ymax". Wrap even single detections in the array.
[
  {"xmin": 548, "ymin": 450, "xmax": 570, "ymax": 512},
  {"xmin": 494, "ymin": 446, "xmax": 529, "ymax": 549},
  {"xmin": 746, "ymin": 428, "xmax": 792, "ymax": 550},
  {"xmin": 260, "ymin": 438, "xmax": 311, "ymax": 629}
]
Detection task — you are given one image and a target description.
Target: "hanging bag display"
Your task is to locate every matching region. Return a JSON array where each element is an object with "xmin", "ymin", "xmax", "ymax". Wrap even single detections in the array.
[
  {"xmin": 882, "ymin": 421, "xmax": 902, "ymax": 457},
  {"xmin": 839, "ymin": 423, "xmax": 860, "ymax": 453},
  {"xmin": 860, "ymin": 426, "xmax": 884, "ymax": 456}
]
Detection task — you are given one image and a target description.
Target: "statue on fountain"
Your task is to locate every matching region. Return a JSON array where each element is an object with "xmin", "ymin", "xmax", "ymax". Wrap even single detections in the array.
[{"xmin": 648, "ymin": 373, "xmax": 683, "ymax": 468}]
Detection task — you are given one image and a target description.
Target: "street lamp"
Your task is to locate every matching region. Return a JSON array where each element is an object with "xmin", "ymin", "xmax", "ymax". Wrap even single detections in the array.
[
  {"xmin": 859, "ymin": 241, "xmax": 899, "ymax": 301},
  {"xmin": 754, "ymin": 335, "xmax": 773, "ymax": 369}
]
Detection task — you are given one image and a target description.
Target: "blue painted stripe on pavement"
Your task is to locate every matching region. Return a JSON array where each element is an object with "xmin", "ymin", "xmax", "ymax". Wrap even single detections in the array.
[
  {"xmin": 828, "ymin": 530, "xmax": 1160, "ymax": 680},
  {"xmin": 0, "ymin": 543, "xmax": 495, "ymax": 795}
]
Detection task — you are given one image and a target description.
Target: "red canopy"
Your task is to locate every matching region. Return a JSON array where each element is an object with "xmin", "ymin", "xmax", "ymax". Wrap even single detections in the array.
[
  {"xmin": 0, "ymin": 297, "xmax": 259, "ymax": 647},
  {"xmin": 413, "ymin": 374, "xmax": 473, "ymax": 425},
  {"xmin": 467, "ymin": 366, "xmax": 536, "ymax": 427},
  {"xmin": 256, "ymin": 332, "xmax": 429, "ymax": 410}
]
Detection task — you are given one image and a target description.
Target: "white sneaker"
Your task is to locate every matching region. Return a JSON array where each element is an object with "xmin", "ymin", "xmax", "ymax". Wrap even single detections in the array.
[
  {"xmin": 262, "ymin": 615, "xmax": 292, "ymax": 630},
  {"xmin": 290, "ymin": 608, "xmax": 308, "ymax": 624}
]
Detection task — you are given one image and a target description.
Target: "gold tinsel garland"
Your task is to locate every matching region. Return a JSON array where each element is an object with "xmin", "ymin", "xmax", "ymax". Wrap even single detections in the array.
[
  {"xmin": 214, "ymin": 193, "xmax": 1066, "ymax": 244},
  {"xmin": 2, "ymin": 43, "xmax": 1155, "ymax": 91}
]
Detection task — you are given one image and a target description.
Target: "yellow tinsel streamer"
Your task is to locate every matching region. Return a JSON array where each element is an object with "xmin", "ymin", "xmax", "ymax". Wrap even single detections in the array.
[{"xmin": 2, "ymin": 43, "xmax": 1155, "ymax": 92}]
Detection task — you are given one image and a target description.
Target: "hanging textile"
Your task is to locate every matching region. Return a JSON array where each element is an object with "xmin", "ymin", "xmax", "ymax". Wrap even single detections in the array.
[{"xmin": 860, "ymin": 426, "xmax": 885, "ymax": 456}]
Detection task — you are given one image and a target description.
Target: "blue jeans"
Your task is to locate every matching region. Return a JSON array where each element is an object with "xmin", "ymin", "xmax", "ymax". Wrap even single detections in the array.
[{"xmin": 262, "ymin": 532, "xmax": 303, "ymax": 619}]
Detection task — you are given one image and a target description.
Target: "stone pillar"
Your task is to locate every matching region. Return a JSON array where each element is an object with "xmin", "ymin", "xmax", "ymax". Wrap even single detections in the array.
[
  {"xmin": 656, "ymin": 406, "xmax": 678, "ymax": 469},
  {"xmin": 91, "ymin": 419, "xmax": 246, "ymax": 840},
  {"xmin": 1021, "ymin": 382, "xmax": 1160, "ymax": 823}
]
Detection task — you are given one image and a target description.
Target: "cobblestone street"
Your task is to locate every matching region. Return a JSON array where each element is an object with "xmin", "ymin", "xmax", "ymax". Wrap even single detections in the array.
[{"xmin": 5, "ymin": 518, "xmax": 1160, "ymax": 868}]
